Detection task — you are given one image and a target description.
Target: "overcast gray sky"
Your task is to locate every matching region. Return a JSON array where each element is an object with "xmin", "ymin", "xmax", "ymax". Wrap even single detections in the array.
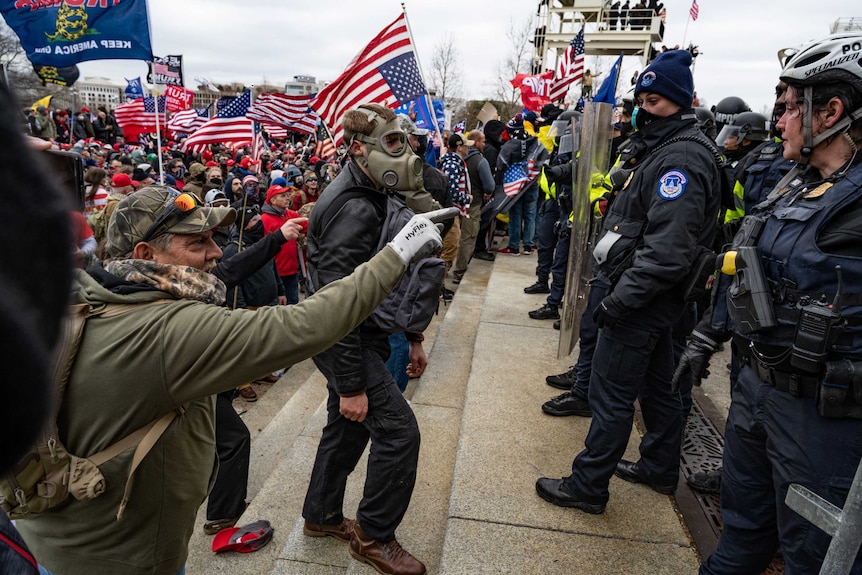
[{"xmin": 74, "ymin": 0, "xmax": 860, "ymax": 116}]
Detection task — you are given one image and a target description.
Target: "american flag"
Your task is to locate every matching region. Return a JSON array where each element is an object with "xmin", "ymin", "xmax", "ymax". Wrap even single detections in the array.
[
  {"xmin": 310, "ymin": 13, "xmax": 427, "ymax": 145},
  {"xmin": 167, "ymin": 105, "xmax": 211, "ymax": 134},
  {"xmin": 251, "ymin": 122, "xmax": 267, "ymax": 168},
  {"xmin": 689, "ymin": 0, "xmax": 699, "ymax": 21},
  {"xmin": 261, "ymin": 122, "xmax": 288, "ymax": 139},
  {"xmin": 503, "ymin": 160, "xmax": 540, "ymax": 198},
  {"xmin": 247, "ymin": 93, "xmax": 312, "ymax": 126},
  {"xmin": 548, "ymin": 28, "xmax": 585, "ymax": 102},
  {"xmin": 314, "ymin": 137, "xmax": 336, "ymax": 160},
  {"xmin": 115, "ymin": 96, "xmax": 166, "ymax": 131},
  {"xmin": 181, "ymin": 91, "xmax": 253, "ymax": 153}
]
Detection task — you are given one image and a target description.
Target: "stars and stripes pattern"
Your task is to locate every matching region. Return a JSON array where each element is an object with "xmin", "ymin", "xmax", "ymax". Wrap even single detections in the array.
[
  {"xmin": 689, "ymin": 0, "xmax": 699, "ymax": 21},
  {"xmin": 548, "ymin": 27, "xmax": 585, "ymax": 102},
  {"xmin": 502, "ymin": 159, "xmax": 540, "ymax": 198},
  {"xmin": 314, "ymin": 137, "xmax": 336, "ymax": 160},
  {"xmin": 115, "ymin": 96, "xmax": 166, "ymax": 131},
  {"xmin": 181, "ymin": 91, "xmax": 253, "ymax": 152},
  {"xmin": 310, "ymin": 13, "xmax": 427, "ymax": 145},
  {"xmin": 247, "ymin": 93, "xmax": 311, "ymax": 126},
  {"xmin": 167, "ymin": 105, "xmax": 211, "ymax": 134}
]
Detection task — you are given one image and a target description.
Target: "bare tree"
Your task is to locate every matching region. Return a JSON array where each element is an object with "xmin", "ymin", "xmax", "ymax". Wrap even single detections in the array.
[
  {"xmin": 1, "ymin": 21, "xmax": 67, "ymax": 106},
  {"xmin": 429, "ymin": 32, "xmax": 463, "ymax": 105},
  {"xmin": 491, "ymin": 17, "xmax": 534, "ymax": 110}
]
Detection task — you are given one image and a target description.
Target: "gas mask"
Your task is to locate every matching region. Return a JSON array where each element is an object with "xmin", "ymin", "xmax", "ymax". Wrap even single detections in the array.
[{"xmin": 352, "ymin": 109, "xmax": 423, "ymax": 191}]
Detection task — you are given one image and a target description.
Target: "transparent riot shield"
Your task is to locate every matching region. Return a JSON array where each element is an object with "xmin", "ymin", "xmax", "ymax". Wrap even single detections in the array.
[{"xmin": 558, "ymin": 102, "xmax": 614, "ymax": 359}]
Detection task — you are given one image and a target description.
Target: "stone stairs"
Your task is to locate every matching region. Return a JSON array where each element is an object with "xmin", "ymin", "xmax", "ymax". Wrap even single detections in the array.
[{"xmin": 187, "ymin": 250, "xmax": 701, "ymax": 575}]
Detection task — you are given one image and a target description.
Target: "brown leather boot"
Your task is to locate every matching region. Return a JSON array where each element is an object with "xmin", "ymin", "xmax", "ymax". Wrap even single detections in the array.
[
  {"xmin": 303, "ymin": 517, "xmax": 355, "ymax": 542},
  {"xmin": 348, "ymin": 523, "xmax": 426, "ymax": 575}
]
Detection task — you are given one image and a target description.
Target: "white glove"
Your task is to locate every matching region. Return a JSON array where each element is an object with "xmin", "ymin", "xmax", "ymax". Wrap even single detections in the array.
[{"xmin": 387, "ymin": 214, "xmax": 443, "ymax": 266}]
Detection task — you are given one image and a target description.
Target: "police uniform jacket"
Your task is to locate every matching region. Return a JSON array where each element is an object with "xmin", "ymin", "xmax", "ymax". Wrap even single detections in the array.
[{"xmin": 593, "ymin": 111, "xmax": 721, "ymax": 328}]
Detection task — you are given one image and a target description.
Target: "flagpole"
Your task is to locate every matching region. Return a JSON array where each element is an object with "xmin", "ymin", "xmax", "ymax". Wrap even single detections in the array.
[
  {"xmin": 401, "ymin": 3, "xmax": 439, "ymax": 137},
  {"xmin": 682, "ymin": 11, "xmax": 692, "ymax": 49},
  {"xmin": 153, "ymin": 89, "xmax": 164, "ymax": 185}
]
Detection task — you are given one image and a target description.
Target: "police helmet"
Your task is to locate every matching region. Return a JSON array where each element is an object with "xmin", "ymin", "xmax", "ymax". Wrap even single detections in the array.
[
  {"xmin": 711, "ymin": 96, "xmax": 751, "ymax": 132},
  {"xmin": 553, "ymin": 110, "xmax": 582, "ymax": 156},
  {"xmin": 693, "ymin": 107, "xmax": 717, "ymax": 141},
  {"xmin": 715, "ymin": 111, "xmax": 769, "ymax": 149}
]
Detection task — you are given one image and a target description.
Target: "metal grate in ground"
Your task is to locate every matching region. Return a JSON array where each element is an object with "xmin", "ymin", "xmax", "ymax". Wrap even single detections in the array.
[{"xmin": 677, "ymin": 397, "xmax": 785, "ymax": 574}]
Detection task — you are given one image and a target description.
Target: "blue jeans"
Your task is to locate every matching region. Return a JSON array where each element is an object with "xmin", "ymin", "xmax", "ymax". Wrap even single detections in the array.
[
  {"xmin": 507, "ymin": 183, "xmax": 538, "ymax": 250},
  {"xmin": 280, "ymin": 274, "xmax": 299, "ymax": 305},
  {"xmin": 566, "ymin": 320, "xmax": 683, "ymax": 503},
  {"xmin": 40, "ymin": 567, "xmax": 185, "ymax": 575},
  {"xmin": 385, "ymin": 332, "xmax": 411, "ymax": 392}
]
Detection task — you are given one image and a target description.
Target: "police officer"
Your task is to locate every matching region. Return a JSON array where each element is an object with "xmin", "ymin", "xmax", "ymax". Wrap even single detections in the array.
[
  {"xmin": 688, "ymin": 32, "xmax": 862, "ymax": 574},
  {"xmin": 711, "ymin": 95, "xmax": 751, "ymax": 134},
  {"xmin": 535, "ymin": 49, "xmax": 721, "ymax": 513}
]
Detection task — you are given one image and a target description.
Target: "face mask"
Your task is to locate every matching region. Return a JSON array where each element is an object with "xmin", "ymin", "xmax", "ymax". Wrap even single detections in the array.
[
  {"xmin": 210, "ymin": 177, "xmax": 223, "ymax": 186},
  {"xmin": 244, "ymin": 185, "xmax": 259, "ymax": 197},
  {"xmin": 632, "ymin": 107, "xmax": 660, "ymax": 131},
  {"xmin": 415, "ymin": 135, "xmax": 429, "ymax": 158},
  {"xmin": 353, "ymin": 110, "xmax": 423, "ymax": 191}
]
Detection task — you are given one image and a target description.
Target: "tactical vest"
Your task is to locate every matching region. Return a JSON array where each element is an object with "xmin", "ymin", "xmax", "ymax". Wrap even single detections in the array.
[
  {"xmin": 539, "ymin": 168, "xmax": 556, "ymax": 201},
  {"xmin": 742, "ymin": 140, "xmax": 794, "ymax": 213},
  {"xmin": 749, "ymin": 165, "xmax": 862, "ymax": 356}
]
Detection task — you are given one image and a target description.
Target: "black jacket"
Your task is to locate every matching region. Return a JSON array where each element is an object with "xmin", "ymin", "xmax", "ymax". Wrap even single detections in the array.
[
  {"xmin": 306, "ymin": 162, "xmax": 389, "ymax": 395},
  {"xmin": 594, "ymin": 111, "xmax": 721, "ymax": 327},
  {"xmin": 219, "ymin": 222, "xmax": 285, "ymax": 308}
]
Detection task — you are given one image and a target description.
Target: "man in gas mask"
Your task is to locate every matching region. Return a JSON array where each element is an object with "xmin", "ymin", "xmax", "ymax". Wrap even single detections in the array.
[{"xmin": 302, "ymin": 103, "xmax": 428, "ymax": 575}]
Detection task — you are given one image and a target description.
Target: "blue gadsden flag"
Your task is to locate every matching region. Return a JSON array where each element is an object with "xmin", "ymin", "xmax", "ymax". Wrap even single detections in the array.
[{"xmin": 1, "ymin": 0, "xmax": 153, "ymax": 67}]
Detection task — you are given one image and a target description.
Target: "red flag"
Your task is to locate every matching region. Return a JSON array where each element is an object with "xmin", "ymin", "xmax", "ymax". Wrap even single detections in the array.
[
  {"xmin": 548, "ymin": 27, "xmax": 585, "ymax": 102},
  {"xmin": 689, "ymin": 0, "xmax": 699, "ymax": 21},
  {"xmin": 310, "ymin": 13, "xmax": 427, "ymax": 145},
  {"xmin": 511, "ymin": 71, "xmax": 554, "ymax": 112},
  {"xmin": 164, "ymin": 85, "xmax": 194, "ymax": 112},
  {"xmin": 181, "ymin": 92, "xmax": 253, "ymax": 152}
]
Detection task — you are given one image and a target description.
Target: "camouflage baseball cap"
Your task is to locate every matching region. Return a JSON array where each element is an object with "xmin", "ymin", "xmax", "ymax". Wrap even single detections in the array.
[
  {"xmin": 188, "ymin": 162, "xmax": 207, "ymax": 177},
  {"xmin": 106, "ymin": 186, "xmax": 236, "ymax": 258}
]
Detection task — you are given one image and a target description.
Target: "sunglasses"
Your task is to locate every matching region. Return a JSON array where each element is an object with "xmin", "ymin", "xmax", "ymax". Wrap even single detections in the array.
[
  {"xmin": 306, "ymin": 178, "xmax": 318, "ymax": 182},
  {"xmin": 140, "ymin": 192, "xmax": 203, "ymax": 243}
]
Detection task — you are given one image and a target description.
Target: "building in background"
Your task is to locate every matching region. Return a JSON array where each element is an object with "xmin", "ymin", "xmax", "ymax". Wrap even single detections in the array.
[
  {"xmin": 75, "ymin": 77, "xmax": 124, "ymax": 111},
  {"xmin": 284, "ymin": 75, "xmax": 328, "ymax": 96}
]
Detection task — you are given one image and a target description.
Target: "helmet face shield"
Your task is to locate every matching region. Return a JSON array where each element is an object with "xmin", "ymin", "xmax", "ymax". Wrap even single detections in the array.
[{"xmin": 715, "ymin": 125, "xmax": 741, "ymax": 149}]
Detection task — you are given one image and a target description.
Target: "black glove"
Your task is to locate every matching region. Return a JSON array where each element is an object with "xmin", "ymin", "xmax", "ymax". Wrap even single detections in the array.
[
  {"xmin": 545, "ymin": 164, "xmax": 566, "ymax": 184},
  {"xmin": 592, "ymin": 294, "xmax": 627, "ymax": 329},
  {"xmin": 671, "ymin": 330, "xmax": 720, "ymax": 391}
]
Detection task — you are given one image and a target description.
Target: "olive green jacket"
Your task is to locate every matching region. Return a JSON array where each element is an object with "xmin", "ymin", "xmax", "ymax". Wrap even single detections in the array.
[{"xmin": 18, "ymin": 247, "xmax": 405, "ymax": 575}]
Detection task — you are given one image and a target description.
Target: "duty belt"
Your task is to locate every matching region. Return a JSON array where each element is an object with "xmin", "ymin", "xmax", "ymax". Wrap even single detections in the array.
[{"xmin": 732, "ymin": 334, "xmax": 820, "ymax": 398}]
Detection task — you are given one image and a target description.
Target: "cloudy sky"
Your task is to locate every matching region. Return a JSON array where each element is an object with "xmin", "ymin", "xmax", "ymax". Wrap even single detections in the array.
[{"xmin": 74, "ymin": 0, "xmax": 860, "ymax": 115}]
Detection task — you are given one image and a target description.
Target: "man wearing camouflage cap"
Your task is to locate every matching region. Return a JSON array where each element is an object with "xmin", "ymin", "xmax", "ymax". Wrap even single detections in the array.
[{"xmin": 16, "ymin": 185, "xmax": 442, "ymax": 575}]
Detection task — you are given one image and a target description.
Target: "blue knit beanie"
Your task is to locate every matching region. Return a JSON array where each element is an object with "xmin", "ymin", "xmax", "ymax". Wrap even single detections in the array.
[{"xmin": 634, "ymin": 50, "xmax": 694, "ymax": 108}]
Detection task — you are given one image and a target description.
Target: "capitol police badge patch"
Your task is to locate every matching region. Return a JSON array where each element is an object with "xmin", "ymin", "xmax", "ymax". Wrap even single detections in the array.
[{"xmin": 657, "ymin": 170, "xmax": 687, "ymax": 200}]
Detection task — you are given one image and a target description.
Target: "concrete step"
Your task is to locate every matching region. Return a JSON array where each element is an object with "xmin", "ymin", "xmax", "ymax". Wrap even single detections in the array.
[{"xmin": 186, "ymin": 358, "xmax": 326, "ymax": 574}]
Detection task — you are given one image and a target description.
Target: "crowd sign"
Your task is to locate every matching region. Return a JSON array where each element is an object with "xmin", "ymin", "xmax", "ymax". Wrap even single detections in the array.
[
  {"xmin": 147, "ymin": 54, "xmax": 184, "ymax": 87},
  {"xmin": 1, "ymin": 0, "xmax": 154, "ymax": 67}
]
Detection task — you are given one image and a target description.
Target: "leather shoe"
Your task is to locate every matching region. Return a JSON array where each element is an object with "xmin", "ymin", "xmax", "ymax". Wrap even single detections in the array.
[
  {"xmin": 254, "ymin": 373, "xmax": 280, "ymax": 384},
  {"xmin": 614, "ymin": 459, "xmax": 677, "ymax": 495},
  {"xmin": 553, "ymin": 319, "xmax": 560, "ymax": 330},
  {"xmin": 535, "ymin": 477, "xmax": 605, "ymax": 514},
  {"xmin": 349, "ymin": 523, "xmax": 426, "ymax": 575},
  {"xmin": 238, "ymin": 386, "xmax": 258, "ymax": 402},
  {"xmin": 529, "ymin": 303, "xmax": 560, "ymax": 320},
  {"xmin": 542, "ymin": 392, "xmax": 592, "ymax": 417},
  {"xmin": 524, "ymin": 281, "xmax": 551, "ymax": 294},
  {"xmin": 472, "ymin": 250, "xmax": 495, "ymax": 261},
  {"xmin": 303, "ymin": 517, "xmax": 355, "ymax": 542}
]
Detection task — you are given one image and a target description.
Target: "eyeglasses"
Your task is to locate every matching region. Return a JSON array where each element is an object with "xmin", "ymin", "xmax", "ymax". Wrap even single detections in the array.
[{"xmin": 140, "ymin": 192, "xmax": 203, "ymax": 243}]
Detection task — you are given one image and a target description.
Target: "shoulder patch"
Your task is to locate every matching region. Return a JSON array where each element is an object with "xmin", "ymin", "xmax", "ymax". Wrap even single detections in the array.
[{"xmin": 657, "ymin": 169, "xmax": 688, "ymax": 200}]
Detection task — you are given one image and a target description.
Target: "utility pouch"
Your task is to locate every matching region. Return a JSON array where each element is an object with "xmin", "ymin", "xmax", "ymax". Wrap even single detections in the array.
[
  {"xmin": 681, "ymin": 245, "xmax": 717, "ymax": 302},
  {"xmin": 731, "ymin": 215, "xmax": 766, "ymax": 249},
  {"xmin": 818, "ymin": 360, "xmax": 862, "ymax": 419}
]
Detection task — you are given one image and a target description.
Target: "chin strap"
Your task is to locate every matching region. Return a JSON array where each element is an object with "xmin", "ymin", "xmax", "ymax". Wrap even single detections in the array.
[{"xmin": 800, "ymin": 84, "xmax": 862, "ymax": 166}]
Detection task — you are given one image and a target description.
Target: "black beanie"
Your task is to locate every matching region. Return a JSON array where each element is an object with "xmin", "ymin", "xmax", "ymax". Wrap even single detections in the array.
[{"xmin": 634, "ymin": 50, "xmax": 694, "ymax": 108}]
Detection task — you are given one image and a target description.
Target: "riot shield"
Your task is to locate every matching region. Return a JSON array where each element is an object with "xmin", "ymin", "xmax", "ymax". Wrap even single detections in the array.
[{"xmin": 558, "ymin": 102, "xmax": 614, "ymax": 359}]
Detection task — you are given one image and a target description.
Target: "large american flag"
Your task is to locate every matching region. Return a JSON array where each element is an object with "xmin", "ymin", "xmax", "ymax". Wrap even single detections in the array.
[
  {"xmin": 115, "ymin": 96, "xmax": 166, "ymax": 131},
  {"xmin": 503, "ymin": 160, "xmax": 540, "ymax": 198},
  {"xmin": 310, "ymin": 13, "xmax": 427, "ymax": 145},
  {"xmin": 247, "ymin": 93, "xmax": 311, "ymax": 126},
  {"xmin": 548, "ymin": 28, "xmax": 585, "ymax": 102},
  {"xmin": 181, "ymin": 91, "xmax": 253, "ymax": 152},
  {"xmin": 689, "ymin": 0, "xmax": 699, "ymax": 21},
  {"xmin": 167, "ymin": 105, "xmax": 211, "ymax": 134}
]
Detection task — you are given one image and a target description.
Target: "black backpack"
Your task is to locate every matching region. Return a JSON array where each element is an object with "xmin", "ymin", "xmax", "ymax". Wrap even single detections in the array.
[{"xmin": 309, "ymin": 188, "xmax": 444, "ymax": 334}]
